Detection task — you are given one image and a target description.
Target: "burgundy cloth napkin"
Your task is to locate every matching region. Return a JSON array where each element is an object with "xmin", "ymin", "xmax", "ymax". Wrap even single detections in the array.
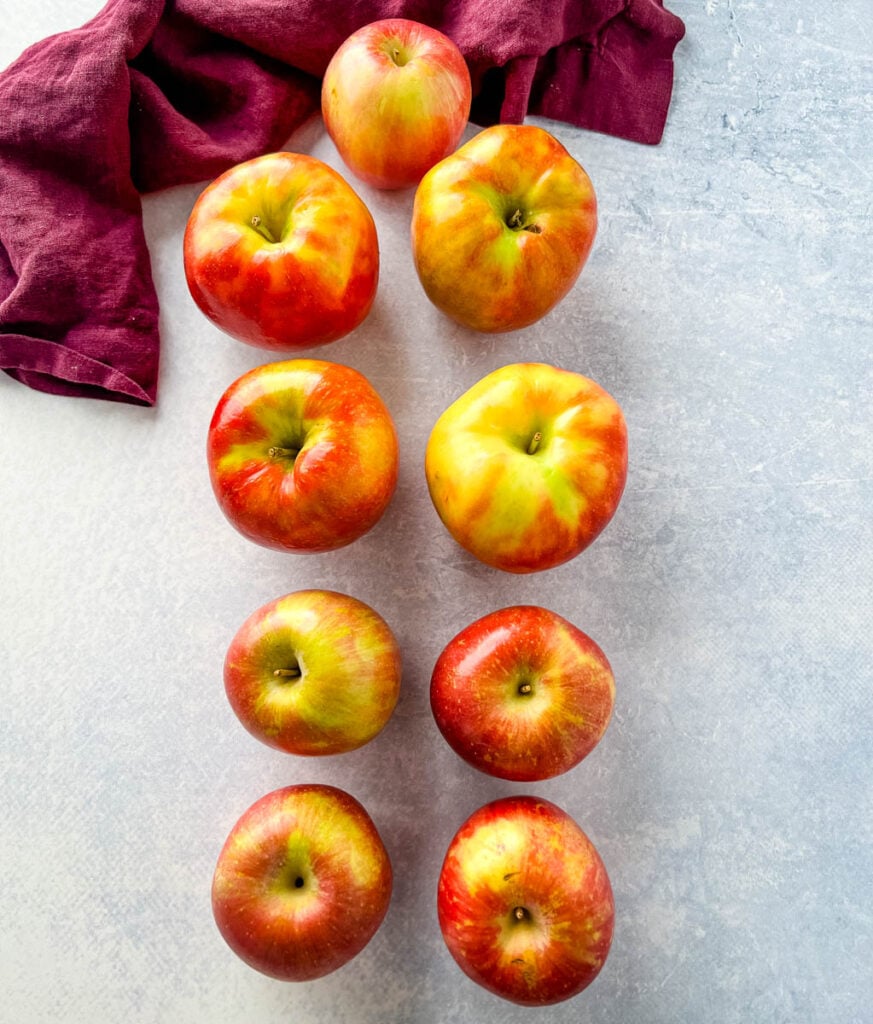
[{"xmin": 0, "ymin": 0, "xmax": 684, "ymax": 406}]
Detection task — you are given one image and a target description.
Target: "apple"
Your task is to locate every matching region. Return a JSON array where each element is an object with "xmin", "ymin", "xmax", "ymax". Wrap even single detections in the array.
[
  {"xmin": 430, "ymin": 605, "xmax": 614, "ymax": 780},
  {"xmin": 183, "ymin": 151, "xmax": 378, "ymax": 350},
  {"xmin": 322, "ymin": 19, "xmax": 471, "ymax": 190},
  {"xmin": 224, "ymin": 589, "xmax": 401, "ymax": 755},
  {"xmin": 207, "ymin": 359, "xmax": 398, "ymax": 553},
  {"xmin": 212, "ymin": 784, "xmax": 392, "ymax": 981},
  {"xmin": 425, "ymin": 362, "xmax": 627, "ymax": 573},
  {"xmin": 437, "ymin": 795, "xmax": 614, "ymax": 1006},
  {"xmin": 411, "ymin": 123, "xmax": 597, "ymax": 332}
]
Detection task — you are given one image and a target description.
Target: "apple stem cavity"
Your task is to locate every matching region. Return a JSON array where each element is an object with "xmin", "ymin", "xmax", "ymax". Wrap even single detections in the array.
[
  {"xmin": 250, "ymin": 214, "xmax": 278, "ymax": 244},
  {"xmin": 506, "ymin": 209, "xmax": 542, "ymax": 234},
  {"xmin": 526, "ymin": 431, "xmax": 542, "ymax": 455},
  {"xmin": 387, "ymin": 41, "xmax": 410, "ymax": 66}
]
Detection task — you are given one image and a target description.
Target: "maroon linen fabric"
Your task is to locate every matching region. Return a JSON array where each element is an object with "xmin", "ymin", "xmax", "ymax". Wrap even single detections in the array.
[{"xmin": 0, "ymin": 0, "xmax": 684, "ymax": 405}]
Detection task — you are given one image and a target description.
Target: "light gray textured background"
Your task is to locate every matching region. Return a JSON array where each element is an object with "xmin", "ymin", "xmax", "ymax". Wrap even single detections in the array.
[{"xmin": 1, "ymin": 2, "xmax": 871, "ymax": 1022}]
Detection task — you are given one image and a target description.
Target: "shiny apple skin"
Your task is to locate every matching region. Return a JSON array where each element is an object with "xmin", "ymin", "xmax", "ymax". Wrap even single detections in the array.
[
  {"xmin": 425, "ymin": 363, "xmax": 627, "ymax": 573},
  {"xmin": 207, "ymin": 359, "xmax": 398, "ymax": 553},
  {"xmin": 184, "ymin": 152, "xmax": 379, "ymax": 350},
  {"xmin": 411, "ymin": 124, "xmax": 596, "ymax": 332},
  {"xmin": 430, "ymin": 605, "xmax": 614, "ymax": 780},
  {"xmin": 225, "ymin": 590, "xmax": 401, "ymax": 755},
  {"xmin": 437, "ymin": 795, "xmax": 614, "ymax": 1006},
  {"xmin": 212, "ymin": 784, "xmax": 392, "ymax": 981},
  {"xmin": 322, "ymin": 19, "xmax": 472, "ymax": 190}
]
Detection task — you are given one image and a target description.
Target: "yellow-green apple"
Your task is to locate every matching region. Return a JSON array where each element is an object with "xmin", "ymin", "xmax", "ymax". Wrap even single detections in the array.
[
  {"xmin": 425, "ymin": 363, "xmax": 627, "ymax": 573},
  {"xmin": 430, "ymin": 606, "xmax": 614, "ymax": 780},
  {"xmin": 207, "ymin": 359, "xmax": 398, "ymax": 553},
  {"xmin": 411, "ymin": 124, "xmax": 596, "ymax": 332},
  {"xmin": 183, "ymin": 152, "xmax": 378, "ymax": 350},
  {"xmin": 437, "ymin": 795, "xmax": 614, "ymax": 1006},
  {"xmin": 322, "ymin": 19, "xmax": 471, "ymax": 190},
  {"xmin": 212, "ymin": 784, "xmax": 392, "ymax": 981},
  {"xmin": 225, "ymin": 590, "xmax": 401, "ymax": 755}
]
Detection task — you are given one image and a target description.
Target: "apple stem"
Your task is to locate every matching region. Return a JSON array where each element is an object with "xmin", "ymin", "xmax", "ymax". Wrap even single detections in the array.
[
  {"xmin": 273, "ymin": 668, "xmax": 301, "ymax": 679},
  {"xmin": 268, "ymin": 446, "xmax": 299, "ymax": 460},
  {"xmin": 250, "ymin": 215, "xmax": 278, "ymax": 244},
  {"xmin": 507, "ymin": 209, "xmax": 542, "ymax": 234},
  {"xmin": 387, "ymin": 42, "xmax": 412, "ymax": 66},
  {"xmin": 518, "ymin": 682, "xmax": 533, "ymax": 695},
  {"xmin": 512, "ymin": 906, "xmax": 530, "ymax": 922},
  {"xmin": 526, "ymin": 431, "xmax": 542, "ymax": 455}
]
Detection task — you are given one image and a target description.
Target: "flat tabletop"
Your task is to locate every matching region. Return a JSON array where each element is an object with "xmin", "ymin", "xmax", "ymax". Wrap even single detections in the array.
[{"xmin": 1, "ymin": 3, "xmax": 871, "ymax": 1022}]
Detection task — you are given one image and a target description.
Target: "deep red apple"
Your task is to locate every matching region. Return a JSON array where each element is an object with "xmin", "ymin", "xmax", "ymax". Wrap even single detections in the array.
[
  {"xmin": 322, "ymin": 19, "xmax": 471, "ymax": 189},
  {"xmin": 430, "ymin": 605, "xmax": 615, "ymax": 780},
  {"xmin": 207, "ymin": 359, "xmax": 398, "ymax": 553},
  {"xmin": 225, "ymin": 589, "xmax": 401, "ymax": 755},
  {"xmin": 184, "ymin": 151, "xmax": 378, "ymax": 350},
  {"xmin": 437, "ymin": 796, "xmax": 614, "ymax": 1006},
  {"xmin": 212, "ymin": 784, "xmax": 392, "ymax": 981}
]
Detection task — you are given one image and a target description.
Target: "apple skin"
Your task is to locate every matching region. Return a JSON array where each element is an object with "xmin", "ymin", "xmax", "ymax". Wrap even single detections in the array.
[
  {"xmin": 437, "ymin": 795, "xmax": 614, "ymax": 1006},
  {"xmin": 425, "ymin": 363, "xmax": 627, "ymax": 573},
  {"xmin": 430, "ymin": 605, "xmax": 614, "ymax": 781},
  {"xmin": 411, "ymin": 124, "xmax": 596, "ymax": 332},
  {"xmin": 322, "ymin": 19, "xmax": 471, "ymax": 190},
  {"xmin": 212, "ymin": 784, "xmax": 392, "ymax": 981},
  {"xmin": 183, "ymin": 151, "xmax": 378, "ymax": 350},
  {"xmin": 225, "ymin": 589, "xmax": 401, "ymax": 755},
  {"xmin": 207, "ymin": 359, "xmax": 398, "ymax": 553}
]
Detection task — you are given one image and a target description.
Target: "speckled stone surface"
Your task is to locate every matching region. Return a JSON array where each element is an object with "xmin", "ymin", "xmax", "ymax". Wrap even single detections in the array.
[{"xmin": 1, "ymin": 3, "xmax": 871, "ymax": 1021}]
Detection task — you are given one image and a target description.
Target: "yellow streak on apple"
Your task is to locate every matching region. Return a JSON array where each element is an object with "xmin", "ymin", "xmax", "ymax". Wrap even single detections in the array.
[
  {"xmin": 277, "ymin": 790, "xmax": 384, "ymax": 892},
  {"xmin": 188, "ymin": 153, "xmax": 362, "ymax": 293}
]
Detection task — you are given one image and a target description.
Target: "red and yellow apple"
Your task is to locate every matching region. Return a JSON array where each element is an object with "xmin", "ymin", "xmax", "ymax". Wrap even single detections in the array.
[
  {"xmin": 207, "ymin": 359, "xmax": 398, "ymax": 553},
  {"xmin": 425, "ymin": 363, "xmax": 627, "ymax": 573},
  {"xmin": 212, "ymin": 784, "xmax": 392, "ymax": 981},
  {"xmin": 225, "ymin": 589, "xmax": 401, "ymax": 755},
  {"xmin": 430, "ymin": 605, "xmax": 614, "ymax": 780},
  {"xmin": 322, "ymin": 19, "xmax": 471, "ymax": 190},
  {"xmin": 184, "ymin": 152, "xmax": 378, "ymax": 350},
  {"xmin": 411, "ymin": 124, "xmax": 597, "ymax": 332},
  {"xmin": 437, "ymin": 795, "xmax": 614, "ymax": 1006}
]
